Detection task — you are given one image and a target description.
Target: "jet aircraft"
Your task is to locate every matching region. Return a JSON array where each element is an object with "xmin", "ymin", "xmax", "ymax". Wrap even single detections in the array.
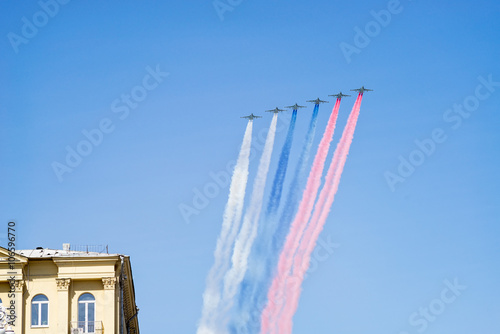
[
  {"xmin": 329, "ymin": 92, "xmax": 351, "ymax": 99},
  {"xmin": 285, "ymin": 103, "xmax": 306, "ymax": 110},
  {"xmin": 351, "ymin": 86, "xmax": 373, "ymax": 94},
  {"xmin": 266, "ymin": 107, "xmax": 286, "ymax": 114},
  {"xmin": 306, "ymin": 98, "xmax": 328, "ymax": 104},
  {"xmin": 241, "ymin": 113, "xmax": 262, "ymax": 120}
]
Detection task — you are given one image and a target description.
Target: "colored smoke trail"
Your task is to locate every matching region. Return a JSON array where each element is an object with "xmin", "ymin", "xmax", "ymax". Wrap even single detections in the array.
[
  {"xmin": 265, "ymin": 110, "xmax": 298, "ymax": 217},
  {"xmin": 273, "ymin": 104, "xmax": 320, "ymax": 253},
  {"xmin": 231, "ymin": 108, "xmax": 303, "ymax": 334},
  {"xmin": 232, "ymin": 110, "xmax": 298, "ymax": 333},
  {"xmin": 279, "ymin": 94, "xmax": 363, "ymax": 334},
  {"xmin": 216, "ymin": 114, "xmax": 279, "ymax": 333},
  {"xmin": 197, "ymin": 121, "xmax": 254, "ymax": 334},
  {"xmin": 261, "ymin": 99, "xmax": 342, "ymax": 334}
]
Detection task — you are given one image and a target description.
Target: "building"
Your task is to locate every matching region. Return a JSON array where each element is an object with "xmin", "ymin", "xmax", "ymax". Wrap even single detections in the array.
[{"xmin": 0, "ymin": 244, "xmax": 139, "ymax": 334}]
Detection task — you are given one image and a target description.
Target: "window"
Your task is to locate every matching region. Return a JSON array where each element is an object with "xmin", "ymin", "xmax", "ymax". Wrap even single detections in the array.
[
  {"xmin": 31, "ymin": 294, "xmax": 49, "ymax": 327},
  {"xmin": 78, "ymin": 293, "xmax": 96, "ymax": 333}
]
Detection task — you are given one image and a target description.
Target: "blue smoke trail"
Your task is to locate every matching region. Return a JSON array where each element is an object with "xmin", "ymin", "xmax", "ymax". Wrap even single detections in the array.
[
  {"xmin": 273, "ymin": 104, "xmax": 319, "ymax": 253},
  {"xmin": 265, "ymin": 110, "xmax": 298, "ymax": 217},
  {"xmin": 230, "ymin": 105, "xmax": 320, "ymax": 334}
]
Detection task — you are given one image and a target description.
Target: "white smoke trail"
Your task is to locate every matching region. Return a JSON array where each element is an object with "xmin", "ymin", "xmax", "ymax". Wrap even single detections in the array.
[
  {"xmin": 215, "ymin": 114, "xmax": 278, "ymax": 333},
  {"xmin": 197, "ymin": 121, "xmax": 254, "ymax": 334}
]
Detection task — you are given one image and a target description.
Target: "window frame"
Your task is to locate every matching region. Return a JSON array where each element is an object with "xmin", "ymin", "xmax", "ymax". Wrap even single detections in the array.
[{"xmin": 31, "ymin": 294, "xmax": 49, "ymax": 328}]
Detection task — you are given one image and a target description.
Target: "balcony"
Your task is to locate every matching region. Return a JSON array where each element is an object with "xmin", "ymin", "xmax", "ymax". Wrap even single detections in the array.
[{"xmin": 70, "ymin": 321, "xmax": 103, "ymax": 334}]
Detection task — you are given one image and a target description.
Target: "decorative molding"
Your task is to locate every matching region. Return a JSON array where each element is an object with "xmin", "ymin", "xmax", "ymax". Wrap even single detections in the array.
[
  {"xmin": 102, "ymin": 277, "xmax": 116, "ymax": 290},
  {"xmin": 14, "ymin": 280, "xmax": 24, "ymax": 292},
  {"xmin": 56, "ymin": 278, "xmax": 71, "ymax": 291}
]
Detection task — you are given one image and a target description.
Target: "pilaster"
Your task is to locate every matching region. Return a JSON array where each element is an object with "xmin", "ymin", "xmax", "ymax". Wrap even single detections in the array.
[
  {"xmin": 56, "ymin": 278, "xmax": 71, "ymax": 333},
  {"xmin": 10, "ymin": 280, "xmax": 23, "ymax": 333},
  {"xmin": 102, "ymin": 277, "xmax": 116, "ymax": 334}
]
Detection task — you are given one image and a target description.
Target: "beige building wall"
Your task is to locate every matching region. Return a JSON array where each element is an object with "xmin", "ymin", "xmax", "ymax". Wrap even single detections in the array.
[{"xmin": 0, "ymin": 246, "xmax": 139, "ymax": 334}]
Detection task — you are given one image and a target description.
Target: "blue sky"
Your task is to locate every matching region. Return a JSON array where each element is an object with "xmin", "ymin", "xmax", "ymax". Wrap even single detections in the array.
[{"xmin": 1, "ymin": 0, "xmax": 499, "ymax": 333}]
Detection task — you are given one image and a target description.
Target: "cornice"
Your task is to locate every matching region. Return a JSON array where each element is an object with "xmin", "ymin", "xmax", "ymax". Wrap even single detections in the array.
[{"xmin": 52, "ymin": 256, "xmax": 120, "ymax": 266}]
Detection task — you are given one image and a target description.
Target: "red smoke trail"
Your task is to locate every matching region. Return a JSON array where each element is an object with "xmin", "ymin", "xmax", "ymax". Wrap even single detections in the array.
[
  {"xmin": 261, "ymin": 99, "xmax": 342, "ymax": 334},
  {"xmin": 279, "ymin": 94, "xmax": 363, "ymax": 334}
]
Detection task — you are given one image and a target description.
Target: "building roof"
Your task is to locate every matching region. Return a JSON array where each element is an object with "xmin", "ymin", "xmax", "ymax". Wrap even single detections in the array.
[{"xmin": 16, "ymin": 248, "xmax": 123, "ymax": 258}]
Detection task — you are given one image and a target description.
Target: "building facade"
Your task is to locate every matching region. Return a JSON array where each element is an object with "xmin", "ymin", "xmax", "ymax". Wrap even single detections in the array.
[{"xmin": 0, "ymin": 244, "xmax": 139, "ymax": 334}]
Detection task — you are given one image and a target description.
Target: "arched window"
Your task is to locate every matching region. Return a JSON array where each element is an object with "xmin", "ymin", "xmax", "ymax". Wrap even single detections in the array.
[
  {"xmin": 31, "ymin": 294, "xmax": 49, "ymax": 327},
  {"xmin": 78, "ymin": 293, "xmax": 96, "ymax": 333}
]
